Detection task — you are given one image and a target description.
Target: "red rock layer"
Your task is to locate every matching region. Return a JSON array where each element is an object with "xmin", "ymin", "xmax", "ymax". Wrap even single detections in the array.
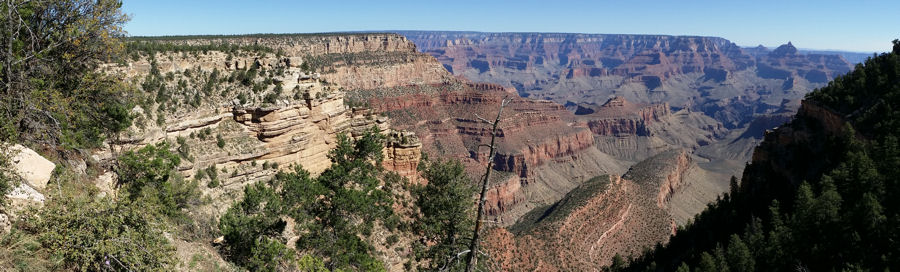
[
  {"xmin": 491, "ymin": 129, "xmax": 594, "ymax": 178},
  {"xmin": 578, "ymin": 96, "xmax": 671, "ymax": 136},
  {"xmin": 484, "ymin": 174, "xmax": 526, "ymax": 216}
]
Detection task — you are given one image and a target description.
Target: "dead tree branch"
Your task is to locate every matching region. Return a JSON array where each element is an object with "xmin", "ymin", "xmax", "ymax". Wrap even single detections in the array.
[{"xmin": 465, "ymin": 97, "xmax": 511, "ymax": 272}]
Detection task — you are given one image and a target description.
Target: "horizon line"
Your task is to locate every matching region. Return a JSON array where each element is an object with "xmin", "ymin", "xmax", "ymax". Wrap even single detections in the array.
[{"xmin": 124, "ymin": 29, "xmax": 882, "ymax": 54}]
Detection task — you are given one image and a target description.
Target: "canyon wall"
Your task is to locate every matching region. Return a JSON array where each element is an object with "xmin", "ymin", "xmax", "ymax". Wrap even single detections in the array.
[
  {"xmin": 104, "ymin": 34, "xmax": 435, "ymax": 214},
  {"xmin": 104, "ymin": 32, "xmax": 797, "ymax": 269},
  {"xmin": 400, "ymin": 31, "xmax": 851, "ymax": 130}
]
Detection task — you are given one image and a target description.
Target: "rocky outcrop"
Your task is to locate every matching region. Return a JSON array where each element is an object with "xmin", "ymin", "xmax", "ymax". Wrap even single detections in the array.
[
  {"xmin": 751, "ymin": 99, "xmax": 848, "ymax": 165},
  {"xmin": 2, "ymin": 143, "xmax": 50, "ymax": 207},
  {"xmin": 6, "ymin": 183, "xmax": 45, "ymax": 204},
  {"xmin": 491, "ymin": 129, "xmax": 594, "ymax": 177},
  {"xmin": 4, "ymin": 144, "xmax": 55, "ymax": 191},
  {"xmin": 623, "ymin": 149, "xmax": 693, "ymax": 208},
  {"xmin": 484, "ymin": 174, "xmax": 526, "ymax": 216},
  {"xmin": 586, "ymin": 119, "xmax": 650, "ymax": 136},
  {"xmin": 576, "ymin": 96, "xmax": 670, "ymax": 136},
  {"xmin": 122, "ymin": 33, "xmax": 454, "ymax": 95},
  {"xmin": 169, "ymin": 34, "xmax": 417, "ymax": 56},
  {"xmin": 113, "ymin": 86, "xmax": 393, "ymax": 199},
  {"xmin": 230, "ymin": 93, "xmax": 357, "ymax": 174},
  {"xmin": 382, "ymin": 130, "xmax": 423, "ymax": 183},
  {"xmin": 321, "ymin": 53, "xmax": 452, "ymax": 90}
]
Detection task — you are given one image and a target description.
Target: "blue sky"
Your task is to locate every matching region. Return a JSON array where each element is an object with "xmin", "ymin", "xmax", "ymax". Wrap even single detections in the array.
[{"xmin": 123, "ymin": 0, "xmax": 899, "ymax": 52}]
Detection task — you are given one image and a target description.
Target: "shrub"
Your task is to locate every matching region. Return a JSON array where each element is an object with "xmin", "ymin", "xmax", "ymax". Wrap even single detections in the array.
[
  {"xmin": 208, "ymin": 178, "xmax": 220, "ymax": 189},
  {"xmin": 206, "ymin": 166, "xmax": 219, "ymax": 188},
  {"xmin": 35, "ymin": 195, "xmax": 175, "ymax": 271},
  {"xmin": 0, "ymin": 146, "xmax": 17, "ymax": 207},
  {"xmin": 117, "ymin": 142, "xmax": 199, "ymax": 219},
  {"xmin": 216, "ymin": 134, "xmax": 226, "ymax": 148},
  {"xmin": 263, "ymin": 93, "xmax": 278, "ymax": 104},
  {"xmin": 198, "ymin": 127, "xmax": 212, "ymax": 140}
]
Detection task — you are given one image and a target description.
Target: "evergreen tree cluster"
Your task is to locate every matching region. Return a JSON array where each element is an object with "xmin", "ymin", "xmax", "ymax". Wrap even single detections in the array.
[
  {"xmin": 218, "ymin": 129, "xmax": 397, "ymax": 271},
  {"xmin": 124, "ymin": 41, "xmax": 276, "ymax": 61},
  {"xmin": 411, "ymin": 158, "xmax": 476, "ymax": 271},
  {"xmin": 623, "ymin": 40, "xmax": 900, "ymax": 271},
  {"xmin": 217, "ymin": 128, "xmax": 480, "ymax": 271}
]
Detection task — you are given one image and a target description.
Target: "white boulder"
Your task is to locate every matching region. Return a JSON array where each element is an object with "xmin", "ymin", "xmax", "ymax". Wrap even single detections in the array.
[
  {"xmin": 5, "ymin": 144, "xmax": 55, "ymax": 190},
  {"xmin": 6, "ymin": 183, "xmax": 45, "ymax": 203}
]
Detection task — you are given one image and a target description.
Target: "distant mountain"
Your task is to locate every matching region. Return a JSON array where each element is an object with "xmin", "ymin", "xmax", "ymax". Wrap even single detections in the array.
[
  {"xmin": 798, "ymin": 49, "xmax": 874, "ymax": 64},
  {"xmin": 745, "ymin": 44, "xmax": 875, "ymax": 64}
]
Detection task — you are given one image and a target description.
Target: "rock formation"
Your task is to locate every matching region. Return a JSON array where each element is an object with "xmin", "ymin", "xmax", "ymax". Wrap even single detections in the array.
[
  {"xmin": 382, "ymin": 130, "xmax": 423, "ymax": 183},
  {"xmin": 102, "ymin": 34, "xmax": 431, "ymax": 218},
  {"xmin": 102, "ymin": 32, "xmax": 798, "ymax": 269},
  {"xmin": 3, "ymin": 144, "xmax": 53, "ymax": 206},
  {"xmin": 5, "ymin": 144, "xmax": 55, "ymax": 191},
  {"xmin": 400, "ymin": 31, "xmax": 851, "ymax": 130},
  {"xmin": 484, "ymin": 149, "xmax": 722, "ymax": 270}
]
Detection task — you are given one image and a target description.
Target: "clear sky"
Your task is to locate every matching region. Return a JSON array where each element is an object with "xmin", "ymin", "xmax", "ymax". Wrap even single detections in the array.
[{"xmin": 123, "ymin": 0, "xmax": 899, "ymax": 53}]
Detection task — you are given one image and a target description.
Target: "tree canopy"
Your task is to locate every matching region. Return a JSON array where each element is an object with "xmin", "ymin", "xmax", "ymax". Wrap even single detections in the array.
[
  {"xmin": 219, "ymin": 129, "xmax": 398, "ymax": 271},
  {"xmin": 0, "ymin": 0, "xmax": 132, "ymax": 148}
]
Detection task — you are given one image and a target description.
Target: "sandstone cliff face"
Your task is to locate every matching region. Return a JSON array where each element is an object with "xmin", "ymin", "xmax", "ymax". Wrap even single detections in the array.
[
  {"xmin": 158, "ymin": 33, "xmax": 417, "ymax": 56},
  {"xmin": 110, "ymin": 79, "xmax": 399, "ymax": 208},
  {"xmin": 124, "ymin": 33, "xmax": 453, "ymax": 97},
  {"xmin": 382, "ymin": 130, "xmax": 423, "ymax": 183},
  {"xmin": 483, "ymin": 173, "xmax": 526, "ymax": 217},
  {"xmin": 104, "ymin": 35, "xmax": 430, "ymax": 214},
  {"xmin": 321, "ymin": 53, "xmax": 452, "ymax": 90},
  {"xmin": 491, "ymin": 129, "xmax": 595, "ymax": 178}
]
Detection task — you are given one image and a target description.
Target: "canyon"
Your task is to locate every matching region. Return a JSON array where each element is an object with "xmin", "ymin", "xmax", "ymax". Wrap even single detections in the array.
[
  {"xmin": 400, "ymin": 31, "xmax": 851, "ymax": 128},
  {"xmin": 92, "ymin": 32, "xmax": 854, "ymax": 270}
]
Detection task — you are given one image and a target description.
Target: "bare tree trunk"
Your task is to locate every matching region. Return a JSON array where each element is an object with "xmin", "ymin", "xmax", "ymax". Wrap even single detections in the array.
[{"xmin": 465, "ymin": 98, "xmax": 511, "ymax": 272}]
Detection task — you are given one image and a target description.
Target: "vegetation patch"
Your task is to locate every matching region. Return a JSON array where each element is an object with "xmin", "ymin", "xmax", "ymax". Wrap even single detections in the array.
[{"xmin": 509, "ymin": 175, "xmax": 610, "ymax": 234}]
